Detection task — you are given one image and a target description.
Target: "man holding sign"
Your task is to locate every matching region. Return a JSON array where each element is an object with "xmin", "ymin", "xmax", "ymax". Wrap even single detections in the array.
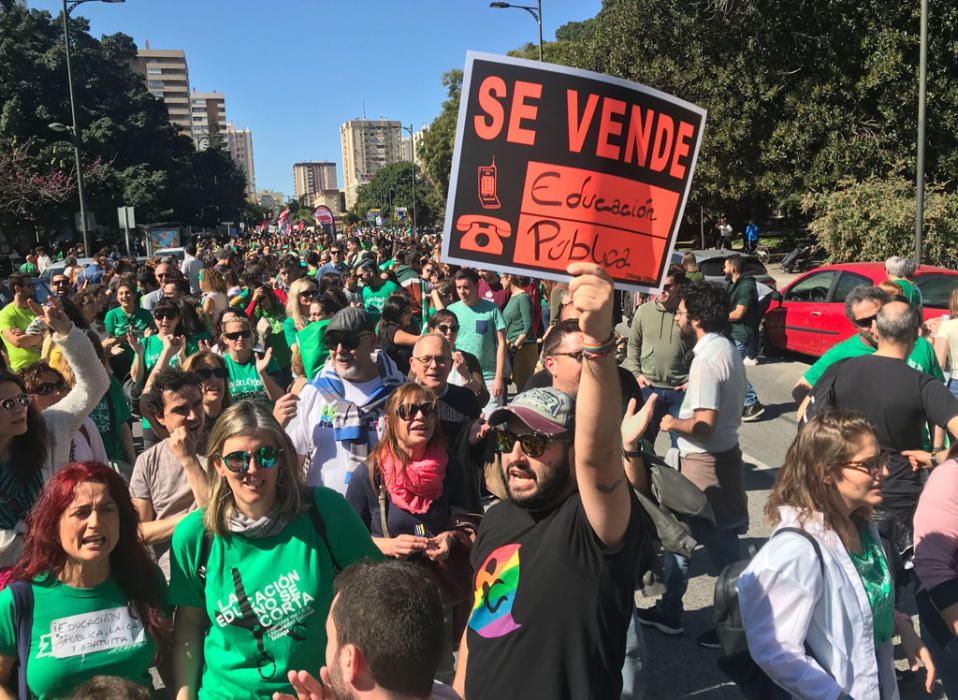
[{"xmin": 453, "ymin": 263, "xmax": 652, "ymax": 700}]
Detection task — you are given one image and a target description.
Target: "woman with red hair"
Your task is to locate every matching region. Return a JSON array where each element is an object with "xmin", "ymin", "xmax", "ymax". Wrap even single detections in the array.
[{"xmin": 0, "ymin": 462, "xmax": 170, "ymax": 699}]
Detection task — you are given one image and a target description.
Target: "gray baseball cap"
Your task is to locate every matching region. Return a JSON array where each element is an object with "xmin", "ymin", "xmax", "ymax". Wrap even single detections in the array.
[
  {"xmin": 488, "ymin": 388, "xmax": 575, "ymax": 436},
  {"xmin": 326, "ymin": 307, "xmax": 375, "ymax": 336}
]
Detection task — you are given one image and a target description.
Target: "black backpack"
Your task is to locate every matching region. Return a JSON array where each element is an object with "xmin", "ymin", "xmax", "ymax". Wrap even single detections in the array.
[{"xmin": 712, "ymin": 527, "xmax": 824, "ymax": 699}]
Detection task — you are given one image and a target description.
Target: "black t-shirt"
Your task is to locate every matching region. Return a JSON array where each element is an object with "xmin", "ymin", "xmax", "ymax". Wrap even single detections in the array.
[
  {"xmin": 524, "ymin": 366, "xmax": 642, "ymax": 416},
  {"xmin": 379, "ymin": 322, "xmax": 413, "ymax": 375},
  {"xmin": 821, "ymin": 354, "xmax": 958, "ymax": 512},
  {"xmin": 464, "ymin": 491, "xmax": 642, "ymax": 700}
]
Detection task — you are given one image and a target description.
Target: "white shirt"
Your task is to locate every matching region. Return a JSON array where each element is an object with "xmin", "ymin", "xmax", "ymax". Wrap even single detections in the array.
[
  {"xmin": 676, "ymin": 333, "xmax": 745, "ymax": 455},
  {"xmin": 181, "ymin": 255, "xmax": 204, "ymax": 295},
  {"xmin": 288, "ymin": 375, "xmax": 387, "ymax": 495},
  {"xmin": 738, "ymin": 507, "xmax": 899, "ymax": 700}
]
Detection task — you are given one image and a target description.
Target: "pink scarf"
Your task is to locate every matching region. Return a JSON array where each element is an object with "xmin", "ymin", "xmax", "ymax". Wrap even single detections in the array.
[{"xmin": 380, "ymin": 444, "xmax": 448, "ymax": 514}]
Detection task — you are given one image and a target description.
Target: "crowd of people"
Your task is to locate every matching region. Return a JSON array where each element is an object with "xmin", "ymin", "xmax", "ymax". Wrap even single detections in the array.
[{"xmin": 0, "ymin": 227, "xmax": 954, "ymax": 699}]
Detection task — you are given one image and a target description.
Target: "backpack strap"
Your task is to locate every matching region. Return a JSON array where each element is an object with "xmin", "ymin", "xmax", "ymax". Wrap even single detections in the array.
[
  {"xmin": 773, "ymin": 527, "xmax": 825, "ymax": 576},
  {"xmin": 306, "ymin": 490, "xmax": 342, "ymax": 575},
  {"xmin": 10, "ymin": 580, "xmax": 33, "ymax": 700}
]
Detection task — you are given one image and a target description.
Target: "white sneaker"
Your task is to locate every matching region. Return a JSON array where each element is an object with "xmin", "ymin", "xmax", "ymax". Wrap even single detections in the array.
[{"xmin": 743, "ymin": 356, "xmax": 759, "ymax": 366}]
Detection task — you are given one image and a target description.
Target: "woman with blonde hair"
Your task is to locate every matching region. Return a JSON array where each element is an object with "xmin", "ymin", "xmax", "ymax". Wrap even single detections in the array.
[
  {"xmin": 169, "ymin": 400, "xmax": 380, "ymax": 700},
  {"xmin": 282, "ymin": 277, "xmax": 319, "ymax": 349},
  {"xmin": 737, "ymin": 410, "xmax": 933, "ymax": 698}
]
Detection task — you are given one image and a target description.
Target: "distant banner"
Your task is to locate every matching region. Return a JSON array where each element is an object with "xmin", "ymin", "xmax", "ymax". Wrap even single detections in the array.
[
  {"xmin": 441, "ymin": 52, "xmax": 706, "ymax": 292},
  {"xmin": 314, "ymin": 205, "xmax": 337, "ymax": 237}
]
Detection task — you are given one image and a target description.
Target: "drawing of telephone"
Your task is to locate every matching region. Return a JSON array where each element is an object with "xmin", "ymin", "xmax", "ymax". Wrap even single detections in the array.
[
  {"xmin": 456, "ymin": 215, "xmax": 513, "ymax": 256},
  {"xmin": 478, "ymin": 157, "xmax": 501, "ymax": 209}
]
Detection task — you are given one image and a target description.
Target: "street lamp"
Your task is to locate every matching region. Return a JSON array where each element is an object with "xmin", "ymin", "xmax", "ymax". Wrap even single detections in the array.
[
  {"xmin": 915, "ymin": 0, "xmax": 928, "ymax": 265},
  {"xmin": 490, "ymin": 1, "xmax": 543, "ymax": 61},
  {"xmin": 59, "ymin": 0, "xmax": 126, "ymax": 256},
  {"xmin": 402, "ymin": 123, "xmax": 417, "ymax": 234}
]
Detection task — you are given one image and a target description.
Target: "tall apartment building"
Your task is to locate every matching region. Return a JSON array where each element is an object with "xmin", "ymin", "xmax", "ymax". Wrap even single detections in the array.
[
  {"xmin": 191, "ymin": 90, "xmax": 226, "ymax": 150},
  {"xmin": 132, "ymin": 46, "xmax": 192, "ymax": 136},
  {"xmin": 340, "ymin": 119, "xmax": 404, "ymax": 209},
  {"xmin": 257, "ymin": 190, "xmax": 287, "ymax": 213},
  {"xmin": 293, "ymin": 161, "xmax": 338, "ymax": 205},
  {"xmin": 224, "ymin": 123, "xmax": 256, "ymax": 200}
]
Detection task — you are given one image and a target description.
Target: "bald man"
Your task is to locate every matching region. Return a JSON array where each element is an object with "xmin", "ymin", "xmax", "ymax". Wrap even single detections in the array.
[{"xmin": 410, "ymin": 333, "xmax": 480, "ymax": 445}]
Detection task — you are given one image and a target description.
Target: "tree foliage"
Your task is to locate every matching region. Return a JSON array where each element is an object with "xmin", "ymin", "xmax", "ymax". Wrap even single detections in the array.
[
  {"xmin": 417, "ymin": 70, "xmax": 462, "ymax": 204},
  {"xmin": 802, "ymin": 178, "xmax": 958, "ymax": 265},
  {"xmin": 0, "ymin": 5, "xmax": 247, "ymax": 242},
  {"xmin": 350, "ymin": 161, "xmax": 440, "ymax": 227}
]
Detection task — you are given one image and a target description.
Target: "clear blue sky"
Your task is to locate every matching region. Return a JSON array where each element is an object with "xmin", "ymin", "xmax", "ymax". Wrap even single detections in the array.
[{"xmin": 30, "ymin": 0, "xmax": 602, "ymax": 198}]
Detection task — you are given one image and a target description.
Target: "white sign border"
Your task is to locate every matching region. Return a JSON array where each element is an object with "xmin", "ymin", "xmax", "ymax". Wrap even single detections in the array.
[{"xmin": 440, "ymin": 50, "xmax": 708, "ymax": 295}]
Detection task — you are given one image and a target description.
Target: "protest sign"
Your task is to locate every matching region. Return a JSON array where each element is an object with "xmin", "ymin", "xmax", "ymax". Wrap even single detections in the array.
[{"xmin": 441, "ymin": 52, "xmax": 706, "ymax": 292}]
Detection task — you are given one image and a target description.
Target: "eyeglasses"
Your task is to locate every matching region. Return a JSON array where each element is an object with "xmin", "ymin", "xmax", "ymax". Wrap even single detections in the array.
[
  {"xmin": 34, "ymin": 381, "xmax": 67, "ymax": 396},
  {"xmin": 550, "ymin": 350, "xmax": 583, "ymax": 362},
  {"xmin": 154, "ymin": 310, "xmax": 179, "ymax": 321},
  {"xmin": 221, "ymin": 446, "xmax": 282, "ymax": 473},
  {"xmin": 396, "ymin": 402, "xmax": 436, "ymax": 421},
  {"xmin": 853, "ymin": 314, "xmax": 877, "ymax": 328},
  {"xmin": 494, "ymin": 428, "xmax": 572, "ymax": 458},
  {"xmin": 330, "ymin": 250, "xmax": 342, "ymax": 256},
  {"xmin": 412, "ymin": 355, "xmax": 451, "ymax": 367},
  {"xmin": 0, "ymin": 394, "xmax": 30, "ymax": 411},
  {"xmin": 195, "ymin": 367, "xmax": 228, "ymax": 381},
  {"xmin": 839, "ymin": 454, "xmax": 886, "ymax": 477},
  {"xmin": 224, "ymin": 330, "xmax": 252, "ymax": 341},
  {"xmin": 436, "ymin": 324, "xmax": 459, "ymax": 334},
  {"xmin": 300, "ymin": 289, "xmax": 318, "ymax": 301},
  {"xmin": 326, "ymin": 332, "xmax": 369, "ymax": 351}
]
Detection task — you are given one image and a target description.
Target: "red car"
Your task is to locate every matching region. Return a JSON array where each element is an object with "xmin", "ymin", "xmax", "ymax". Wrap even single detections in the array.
[{"xmin": 764, "ymin": 262, "xmax": 958, "ymax": 357}]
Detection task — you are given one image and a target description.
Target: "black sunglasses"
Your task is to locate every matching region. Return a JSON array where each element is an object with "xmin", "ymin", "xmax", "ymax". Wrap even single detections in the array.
[
  {"xmin": 550, "ymin": 350, "xmax": 583, "ymax": 362},
  {"xmin": 853, "ymin": 314, "xmax": 877, "ymax": 328},
  {"xmin": 396, "ymin": 401, "xmax": 436, "ymax": 421},
  {"xmin": 436, "ymin": 324, "xmax": 459, "ymax": 334},
  {"xmin": 839, "ymin": 454, "xmax": 887, "ymax": 477},
  {"xmin": 327, "ymin": 333, "xmax": 368, "ymax": 351},
  {"xmin": 0, "ymin": 394, "xmax": 30, "ymax": 411},
  {"xmin": 224, "ymin": 330, "xmax": 252, "ymax": 341},
  {"xmin": 154, "ymin": 310, "xmax": 179, "ymax": 321},
  {"xmin": 195, "ymin": 367, "xmax": 229, "ymax": 380},
  {"xmin": 494, "ymin": 428, "xmax": 572, "ymax": 458},
  {"xmin": 300, "ymin": 289, "xmax": 318, "ymax": 300},
  {"xmin": 34, "ymin": 381, "xmax": 67, "ymax": 396}
]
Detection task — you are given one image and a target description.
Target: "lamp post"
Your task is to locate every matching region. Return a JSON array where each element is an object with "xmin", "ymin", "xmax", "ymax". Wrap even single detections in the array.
[
  {"xmin": 402, "ymin": 123, "xmax": 417, "ymax": 234},
  {"xmin": 490, "ymin": 1, "xmax": 543, "ymax": 61},
  {"xmin": 58, "ymin": 0, "xmax": 125, "ymax": 255},
  {"xmin": 915, "ymin": 0, "xmax": 928, "ymax": 265}
]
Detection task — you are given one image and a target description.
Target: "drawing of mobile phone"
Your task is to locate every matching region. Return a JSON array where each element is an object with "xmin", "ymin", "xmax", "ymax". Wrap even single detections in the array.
[{"xmin": 478, "ymin": 157, "xmax": 501, "ymax": 209}]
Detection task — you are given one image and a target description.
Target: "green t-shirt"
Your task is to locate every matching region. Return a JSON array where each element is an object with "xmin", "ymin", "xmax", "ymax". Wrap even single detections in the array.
[
  {"xmin": 893, "ymin": 279, "xmax": 922, "ymax": 308},
  {"xmin": 361, "ymin": 280, "xmax": 400, "ymax": 322},
  {"xmin": 447, "ymin": 299, "xmax": 506, "ymax": 380},
  {"xmin": 224, "ymin": 353, "xmax": 278, "ymax": 404},
  {"xmin": 849, "ymin": 527, "xmax": 894, "ymax": 646},
  {"xmin": 143, "ymin": 331, "xmax": 211, "ymax": 374},
  {"xmin": 0, "ymin": 303, "xmax": 39, "ymax": 371},
  {"xmin": 282, "ymin": 317, "xmax": 299, "ymax": 349},
  {"xmin": 0, "ymin": 573, "xmax": 166, "ymax": 699},
  {"xmin": 88, "ymin": 375, "xmax": 132, "ymax": 462},
  {"xmin": 727, "ymin": 275, "xmax": 758, "ymax": 343},
  {"xmin": 18, "ymin": 262, "xmax": 36, "ymax": 276},
  {"xmin": 502, "ymin": 292, "xmax": 534, "ymax": 344},
  {"xmin": 167, "ymin": 488, "xmax": 383, "ymax": 700},
  {"xmin": 296, "ymin": 320, "xmax": 330, "ymax": 381},
  {"xmin": 803, "ymin": 334, "xmax": 944, "ymax": 386},
  {"xmin": 104, "ymin": 306, "xmax": 155, "ymax": 371}
]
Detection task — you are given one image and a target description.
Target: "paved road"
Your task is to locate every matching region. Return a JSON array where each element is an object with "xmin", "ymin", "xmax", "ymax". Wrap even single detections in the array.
[{"xmin": 638, "ymin": 353, "xmax": 944, "ymax": 699}]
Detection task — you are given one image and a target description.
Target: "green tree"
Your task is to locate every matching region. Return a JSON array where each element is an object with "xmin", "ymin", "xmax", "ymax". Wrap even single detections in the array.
[
  {"xmin": 417, "ymin": 70, "xmax": 462, "ymax": 203},
  {"xmin": 350, "ymin": 161, "xmax": 439, "ymax": 227},
  {"xmin": 0, "ymin": 5, "xmax": 246, "ymax": 242}
]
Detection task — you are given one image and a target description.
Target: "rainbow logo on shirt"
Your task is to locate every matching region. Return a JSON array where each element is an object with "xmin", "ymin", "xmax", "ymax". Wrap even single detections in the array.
[{"xmin": 468, "ymin": 543, "xmax": 522, "ymax": 639}]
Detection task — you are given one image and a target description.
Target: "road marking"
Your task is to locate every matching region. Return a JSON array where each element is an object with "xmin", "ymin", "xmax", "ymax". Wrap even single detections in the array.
[{"xmin": 742, "ymin": 450, "xmax": 776, "ymax": 471}]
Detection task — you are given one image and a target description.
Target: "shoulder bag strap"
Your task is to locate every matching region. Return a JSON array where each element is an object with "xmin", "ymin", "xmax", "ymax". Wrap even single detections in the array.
[
  {"xmin": 306, "ymin": 489, "xmax": 342, "ymax": 575},
  {"xmin": 10, "ymin": 580, "xmax": 33, "ymax": 700},
  {"xmin": 774, "ymin": 527, "xmax": 825, "ymax": 576},
  {"xmin": 374, "ymin": 472, "xmax": 391, "ymax": 539}
]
